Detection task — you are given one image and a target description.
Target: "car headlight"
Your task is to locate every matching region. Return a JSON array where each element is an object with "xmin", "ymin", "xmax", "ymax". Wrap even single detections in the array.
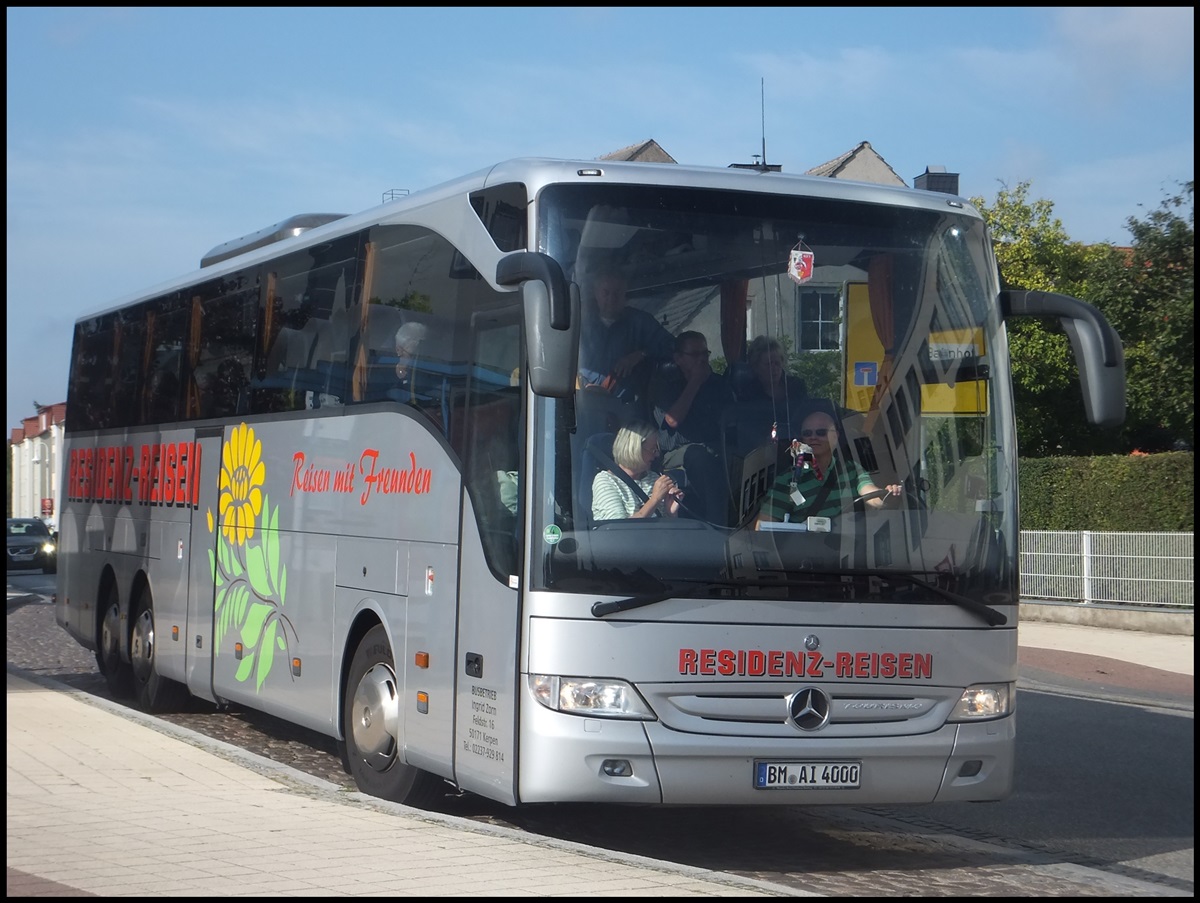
[
  {"xmin": 41, "ymin": 542, "xmax": 56, "ymax": 554},
  {"xmin": 529, "ymin": 674, "xmax": 655, "ymax": 720},
  {"xmin": 948, "ymin": 683, "xmax": 1013, "ymax": 721}
]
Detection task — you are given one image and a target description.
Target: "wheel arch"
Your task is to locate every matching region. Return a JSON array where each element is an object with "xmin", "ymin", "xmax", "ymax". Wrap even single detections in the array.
[{"xmin": 128, "ymin": 568, "xmax": 153, "ymax": 614}]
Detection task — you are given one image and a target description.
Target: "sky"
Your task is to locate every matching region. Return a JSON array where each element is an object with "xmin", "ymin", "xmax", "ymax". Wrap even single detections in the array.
[{"xmin": 6, "ymin": 6, "xmax": 1194, "ymax": 433}]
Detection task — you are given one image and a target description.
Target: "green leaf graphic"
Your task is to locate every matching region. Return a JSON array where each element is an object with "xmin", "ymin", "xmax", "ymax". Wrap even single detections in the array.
[
  {"xmin": 231, "ymin": 552, "xmax": 244, "ymax": 578},
  {"xmin": 232, "ymin": 581, "xmax": 248, "ymax": 626},
  {"xmin": 246, "ymin": 540, "xmax": 270, "ymax": 597},
  {"xmin": 241, "ymin": 601, "xmax": 270, "ymax": 648},
  {"xmin": 235, "ymin": 651, "xmax": 255, "ymax": 682},
  {"xmin": 267, "ymin": 502, "xmax": 280, "ymax": 588},
  {"xmin": 257, "ymin": 621, "xmax": 279, "ymax": 691}
]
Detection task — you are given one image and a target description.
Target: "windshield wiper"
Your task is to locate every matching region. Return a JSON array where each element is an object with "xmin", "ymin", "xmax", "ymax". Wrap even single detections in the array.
[
  {"xmin": 746, "ymin": 566, "xmax": 1007, "ymax": 626},
  {"xmin": 592, "ymin": 589, "xmax": 677, "ymax": 618},
  {"xmin": 590, "ymin": 569, "xmax": 1006, "ymax": 626},
  {"xmin": 886, "ymin": 571, "xmax": 1007, "ymax": 626}
]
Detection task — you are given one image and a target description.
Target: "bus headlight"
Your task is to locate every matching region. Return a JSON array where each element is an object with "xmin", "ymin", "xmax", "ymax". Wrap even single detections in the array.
[
  {"xmin": 949, "ymin": 683, "xmax": 1013, "ymax": 721},
  {"xmin": 529, "ymin": 674, "xmax": 655, "ymax": 720}
]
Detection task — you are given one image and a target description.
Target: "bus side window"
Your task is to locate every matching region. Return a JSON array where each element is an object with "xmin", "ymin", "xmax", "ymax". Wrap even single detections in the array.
[
  {"xmin": 206, "ymin": 358, "xmax": 249, "ymax": 417},
  {"xmin": 254, "ymin": 326, "xmax": 307, "ymax": 412},
  {"xmin": 465, "ymin": 389, "xmax": 521, "ymax": 579},
  {"xmin": 146, "ymin": 369, "xmax": 181, "ymax": 423},
  {"xmin": 357, "ymin": 306, "xmax": 406, "ymax": 403}
]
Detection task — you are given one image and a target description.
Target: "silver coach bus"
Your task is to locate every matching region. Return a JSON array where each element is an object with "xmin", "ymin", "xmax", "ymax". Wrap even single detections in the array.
[{"xmin": 57, "ymin": 158, "xmax": 1125, "ymax": 808}]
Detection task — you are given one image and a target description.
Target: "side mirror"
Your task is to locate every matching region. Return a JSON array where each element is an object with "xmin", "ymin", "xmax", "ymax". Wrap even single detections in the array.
[
  {"xmin": 497, "ymin": 252, "xmax": 579, "ymax": 398},
  {"xmin": 1000, "ymin": 290, "xmax": 1126, "ymax": 427}
]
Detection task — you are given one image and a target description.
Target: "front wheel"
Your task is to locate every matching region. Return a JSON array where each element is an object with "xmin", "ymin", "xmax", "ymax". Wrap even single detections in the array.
[{"xmin": 341, "ymin": 624, "xmax": 447, "ymax": 808}]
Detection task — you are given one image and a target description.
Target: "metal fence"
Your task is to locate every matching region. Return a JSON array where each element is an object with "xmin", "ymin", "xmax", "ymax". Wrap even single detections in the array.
[{"xmin": 1020, "ymin": 531, "xmax": 1194, "ymax": 609}]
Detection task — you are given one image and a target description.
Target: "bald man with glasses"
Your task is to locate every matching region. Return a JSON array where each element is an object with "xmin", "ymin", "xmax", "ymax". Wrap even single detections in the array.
[{"xmin": 755, "ymin": 409, "xmax": 902, "ymax": 528}]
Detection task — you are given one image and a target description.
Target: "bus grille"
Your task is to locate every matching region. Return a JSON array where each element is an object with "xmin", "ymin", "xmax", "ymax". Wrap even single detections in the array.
[{"xmin": 636, "ymin": 681, "xmax": 962, "ymax": 738}]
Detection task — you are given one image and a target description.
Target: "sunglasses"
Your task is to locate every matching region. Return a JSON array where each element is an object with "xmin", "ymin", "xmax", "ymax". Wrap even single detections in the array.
[{"xmin": 800, "ymin": 428, "xmax": 834, "ymax": 438}]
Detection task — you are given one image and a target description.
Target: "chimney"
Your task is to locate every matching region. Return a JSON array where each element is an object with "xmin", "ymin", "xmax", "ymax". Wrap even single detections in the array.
[{"xmin": 914, "ymin": 165, "xmax": 959, "ymax": 195}]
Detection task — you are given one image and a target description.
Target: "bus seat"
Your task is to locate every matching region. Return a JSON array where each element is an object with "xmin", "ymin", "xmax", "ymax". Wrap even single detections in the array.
[
  {"xmin": 365, "ymin": 305, "xmax": 407, "ymax": 356},
  {"xmin": 576, "ymin": 431, "xmax": 618, "ymax": 529},
  {"xmin": 310, "ymin": 309, "xmax": 352, "ymax": 401},
  {"xmin": 296, "ymin": 319, "xmax": 322, "ymax": 369},
  {"xmin": 726, "ymin": 358, "xmax": 757, "ymax": 400},
  {"xmin": 262, "ymin": 326, "xmax": 309, "ymax": 387},
  {"xmin": 575, "ymin": 385, "xmax": 641, "ymax": 440}
]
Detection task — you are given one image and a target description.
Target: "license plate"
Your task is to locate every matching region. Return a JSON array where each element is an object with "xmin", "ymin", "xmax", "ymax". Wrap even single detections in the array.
[{"xmin": 754, "ymin": 761, "xmax": 861, "ymax": 789}]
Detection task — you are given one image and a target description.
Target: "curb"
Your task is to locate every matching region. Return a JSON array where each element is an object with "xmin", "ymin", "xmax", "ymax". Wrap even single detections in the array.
[{"xmin": 1020, "ymin": 600, "xmax": 1193, "ymax": 636}]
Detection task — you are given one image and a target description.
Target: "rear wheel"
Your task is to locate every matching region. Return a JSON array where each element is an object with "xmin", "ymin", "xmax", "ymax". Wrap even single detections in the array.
[
  {"xmin": 96, "ymin": 585, "xmax": 134, "ymax": 698},
  {"xmin": 129, "ymin": 586, "xmax": 188, "ymax": 713},
  {"xmin": 341, "ymin": 624, "xmax": 447, "ymax": 808}
]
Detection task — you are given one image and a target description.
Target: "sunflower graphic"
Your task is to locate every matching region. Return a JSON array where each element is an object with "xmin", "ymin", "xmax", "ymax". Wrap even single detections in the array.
[
  {"xmin": 208, "ymin": 422, "xmax": 295, "ymax": 691},
  {"xmin": 218, "ymin": 421, "xmax": 265, "ymax": 546}
]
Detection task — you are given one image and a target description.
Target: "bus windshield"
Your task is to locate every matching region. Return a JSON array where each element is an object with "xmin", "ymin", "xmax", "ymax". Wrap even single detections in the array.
[{"xmin": 530, "ymin": 182, "xmax": 1017, "ymax": 615}]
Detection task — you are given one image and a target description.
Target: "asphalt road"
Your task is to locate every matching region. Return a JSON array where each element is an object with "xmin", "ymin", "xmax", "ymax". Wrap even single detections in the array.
[{"xmin": 7, "ymin": 572, "xmax": 1193, "ymax": 897}]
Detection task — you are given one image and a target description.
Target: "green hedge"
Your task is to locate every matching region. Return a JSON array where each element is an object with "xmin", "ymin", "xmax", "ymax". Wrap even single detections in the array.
[{"xmin": 1018, "ymin": 452, "xmax": 1194, "ymax": 531}]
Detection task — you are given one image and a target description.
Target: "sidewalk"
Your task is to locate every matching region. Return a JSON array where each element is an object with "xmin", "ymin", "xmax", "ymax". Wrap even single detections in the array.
[
  {"xmin": 6, "ymin": 670, "xmax": 802, "ymax": 898},
  {"xmin": 7, "ymin": 622, "xmax": 1192, "ymax": 898},
  {"xmin": 1018, "ymin": 620, "xmax": 1193, "ymax": 676}
]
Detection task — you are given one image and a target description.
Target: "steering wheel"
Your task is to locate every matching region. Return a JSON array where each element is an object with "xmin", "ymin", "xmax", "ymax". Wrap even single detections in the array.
[
  {"xmin": 851, "ymin": 486, "xmax": 925, "ymax": 511},
  {"xmin": 852, "ymin": 487, "xmax": 892, "ymax": 507}
]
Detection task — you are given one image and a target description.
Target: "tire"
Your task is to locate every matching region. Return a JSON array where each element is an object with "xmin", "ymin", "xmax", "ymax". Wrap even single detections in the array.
[
  {"xmin": 129, "ymin": 586, "xmax": 188, "ymax": 713},
  {"xmin": 96, "ymin": 584, "xmax": 134, "ymax": 698},
  {"xmin": 341, "ymin": 624, "xmax": 447, "ymax": 808}
]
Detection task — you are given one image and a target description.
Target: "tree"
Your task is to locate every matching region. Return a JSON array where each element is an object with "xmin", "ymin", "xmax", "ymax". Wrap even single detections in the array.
[
  {"xmin": 1084, "ymin": 181, "xmax": 1194, "ymax": 451},
  {"xmin": 969, "ymin": 181, "xmax": 1123, "ymax": 455},
  {"xmin": 970, "ymin": 180, "xmax": 1194, "ymax": 456}
]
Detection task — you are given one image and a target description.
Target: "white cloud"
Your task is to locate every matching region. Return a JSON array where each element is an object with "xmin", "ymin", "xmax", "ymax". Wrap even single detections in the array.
[{"xmin": 1055, "ymin": 7, "xmax": 1195, "ymax": 84}]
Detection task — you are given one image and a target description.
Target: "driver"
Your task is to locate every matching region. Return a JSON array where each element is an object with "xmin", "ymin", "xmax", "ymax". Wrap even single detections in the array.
[{"xmin": 755, "ymin": 408, "xmax": 901, "ymax": 528}]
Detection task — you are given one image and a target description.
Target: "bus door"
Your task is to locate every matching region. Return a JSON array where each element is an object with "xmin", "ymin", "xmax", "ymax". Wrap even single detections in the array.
[
  {"xmin": 449, "ymin": 307, "xmax": 524, "ymax": 804},
  {"xmin": 183, "ymin": 426, "xmax": 227, "ymax": 703}
]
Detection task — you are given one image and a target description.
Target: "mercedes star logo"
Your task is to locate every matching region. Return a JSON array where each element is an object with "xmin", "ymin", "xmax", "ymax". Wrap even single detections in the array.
[{"xmin": 787, "ymin": 686, "xmax": 832, "ymax": 731}]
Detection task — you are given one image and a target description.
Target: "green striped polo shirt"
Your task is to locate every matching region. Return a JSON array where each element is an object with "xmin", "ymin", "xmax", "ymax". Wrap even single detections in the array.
[{"xmin": 759, "ymin": 456, "xmax": 874, "ymax": 522}]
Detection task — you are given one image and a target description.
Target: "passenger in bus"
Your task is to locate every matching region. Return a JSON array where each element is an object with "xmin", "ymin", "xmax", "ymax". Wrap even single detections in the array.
[
  {"xmin": 591, "ymin": 422, "xmax": 684, "ymax": 521},
  {"xmin": 648, "ymin": 331, "xmax": 735, "ymax": 523},
  {"xmin": 146, "ymin": 369, "xmax": 181, "ymax": 423},
  {"xmin": 389, "ymin": 321, "xmax": 429, "ymax": 404},
  {"xmin": 577, "ymin": 264, "xmax": 673, "ymax": 404},
  {"xmin": 733, "ymin": 335, "xmax": 809, "ymax": 442},
  {"xmin": 207, "ymin": 358, "xmax": 249, "ymax": 417},
  {"xmin": 755, "ymin": 408, "xmax": 901, "ymax": 527}
]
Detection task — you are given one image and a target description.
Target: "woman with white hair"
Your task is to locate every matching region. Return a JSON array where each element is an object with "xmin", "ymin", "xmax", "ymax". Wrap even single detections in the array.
[
  {"xmin": 392, "ymin": 321, "xmax": 428, "ymax": 402},
  {"xmin": 591, "ymin": 421, "xmax": 684, "ymax": 521}
]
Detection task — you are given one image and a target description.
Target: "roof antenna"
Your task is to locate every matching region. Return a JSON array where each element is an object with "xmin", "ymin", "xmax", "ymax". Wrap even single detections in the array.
[{"xmin": 760, "ymin": 78, "xmax": 767, "ymax": 172}]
